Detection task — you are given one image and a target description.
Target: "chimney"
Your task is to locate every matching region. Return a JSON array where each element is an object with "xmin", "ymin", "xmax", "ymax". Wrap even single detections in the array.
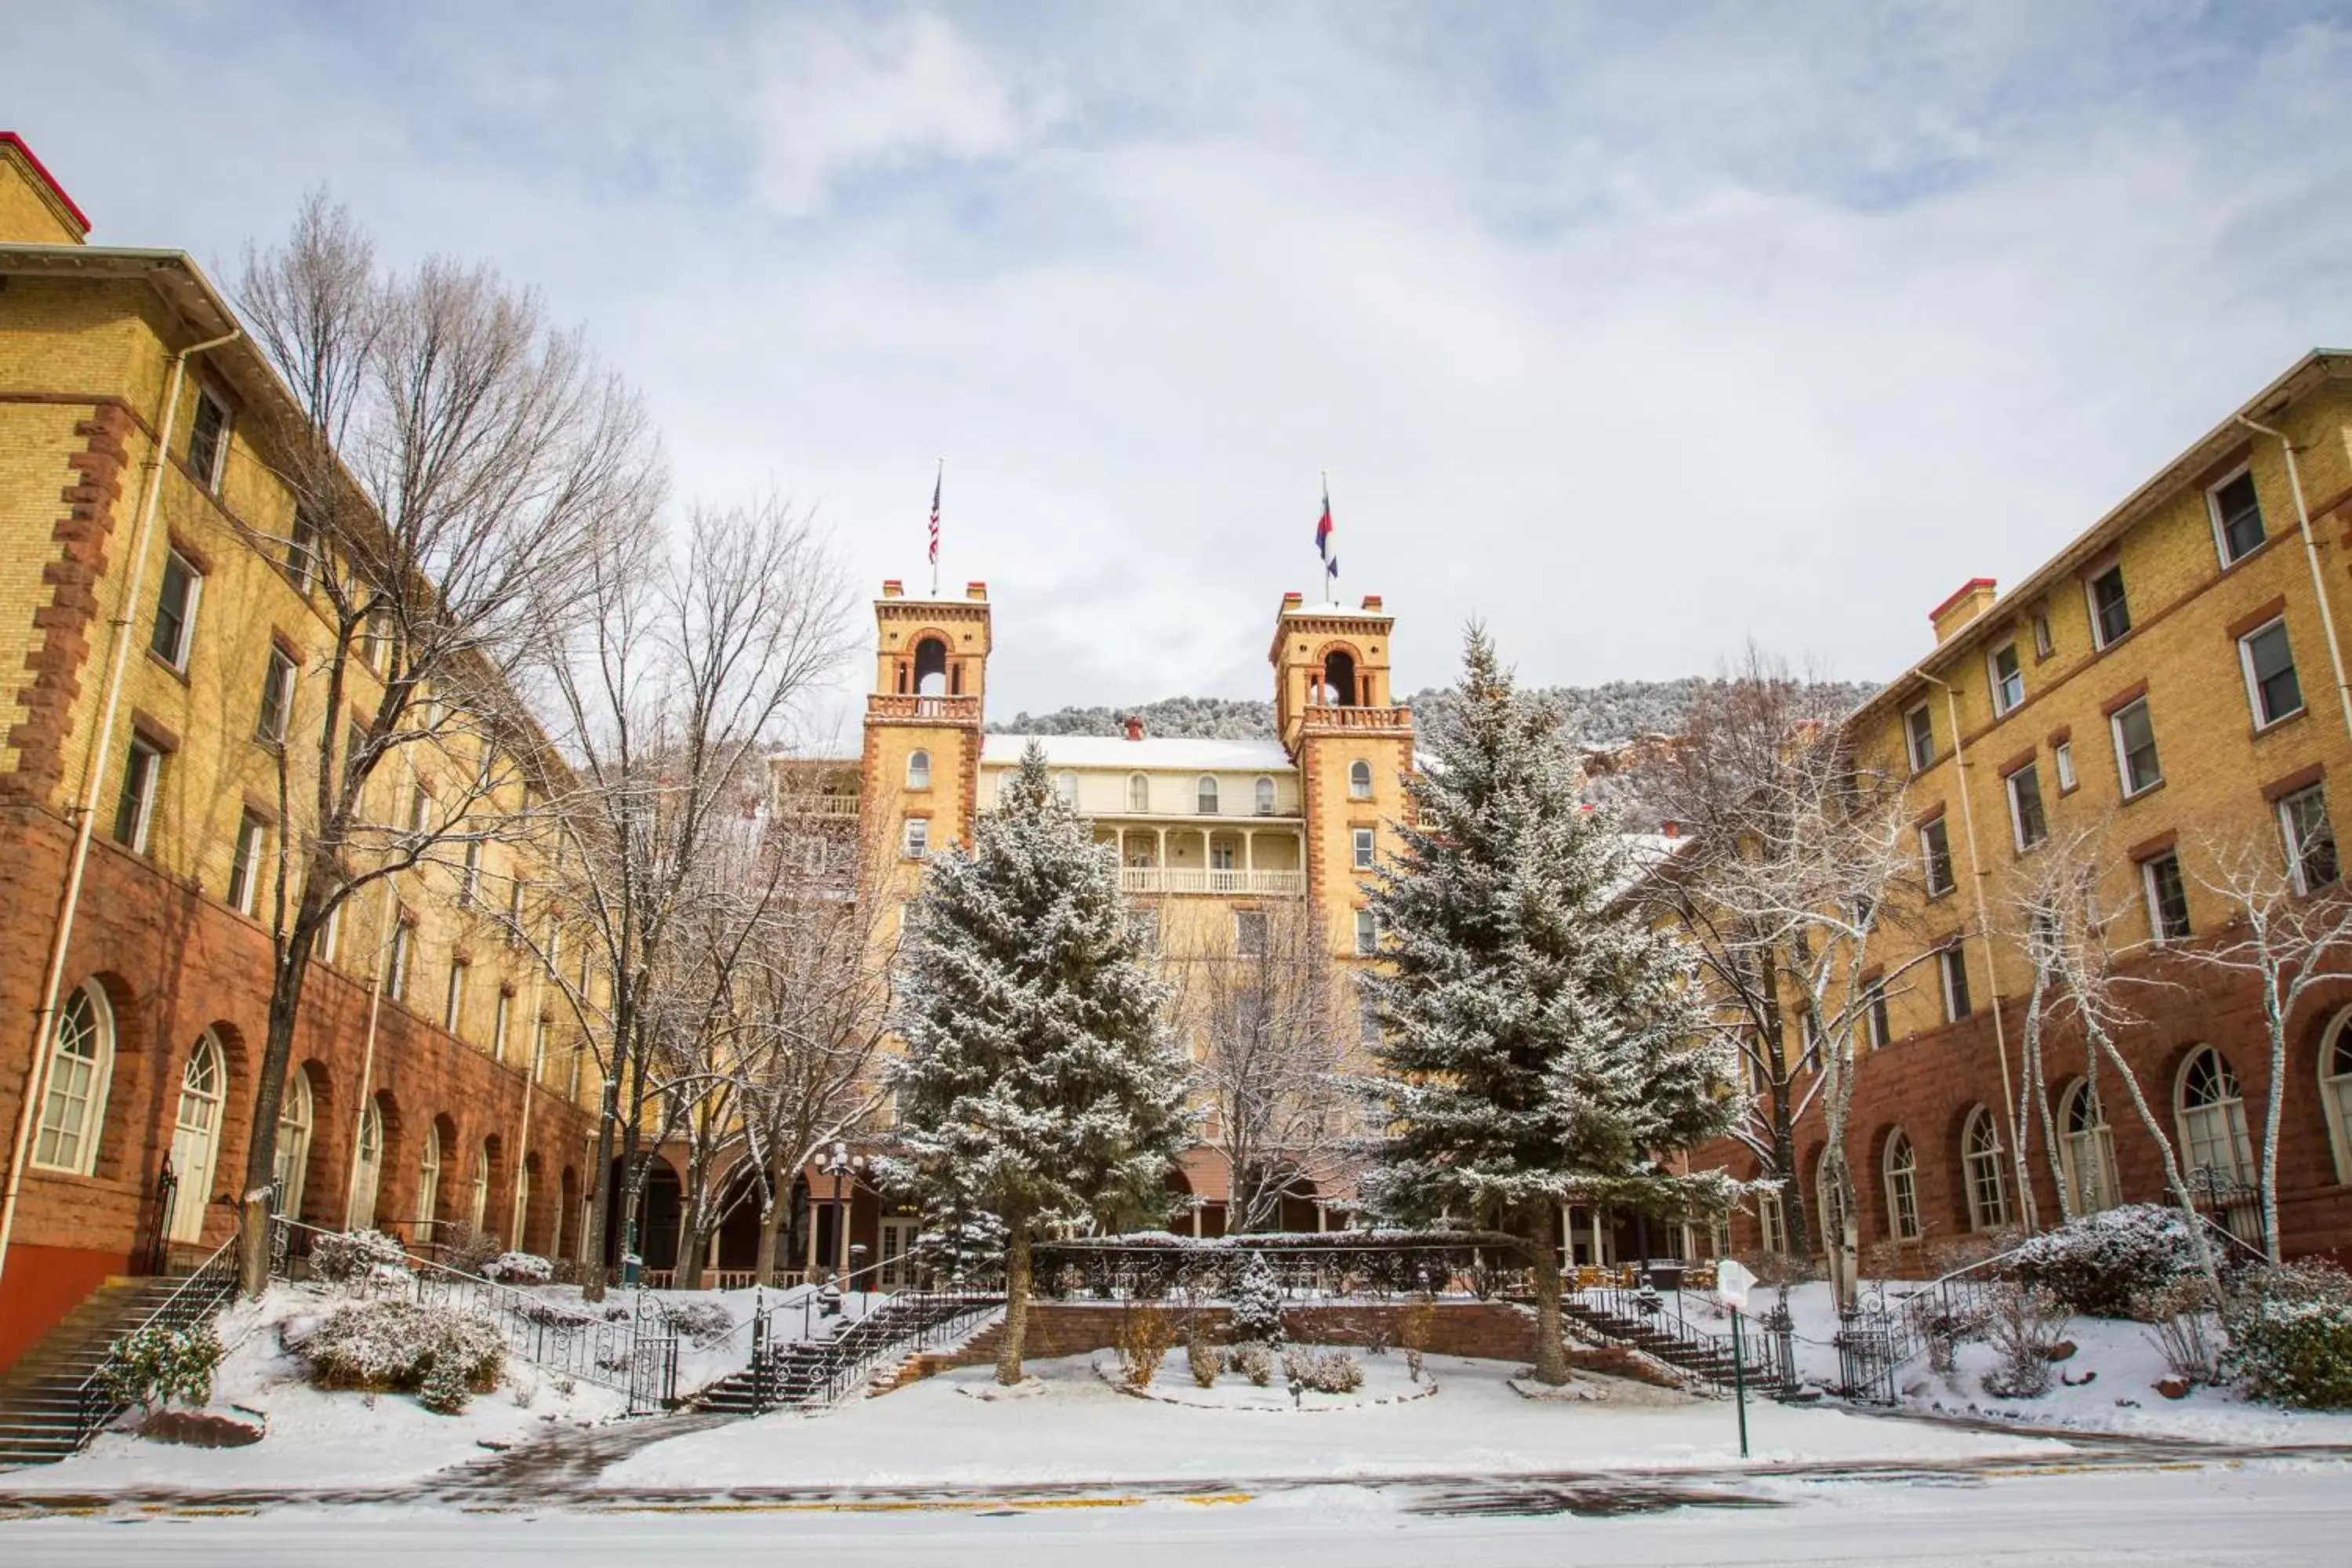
[
  {"xmin": 1281, "ymin": 591, "xmax": 1304, "ymax": 611},
  {"xmin": 1661, "ymin": 819, "xmax": 1679, "ymax": 840},
  {"xmin": 965, "ymin": 580, "xmax": 988, "ymax": 601},
  {"xmin": 880, "ymin": 579, "xmax": 903, "ymax": 598},
  {"xmin": 1360, "ymin": 594, "xmax": 1383, "ymax": 612},
  {"xmin": 1123, "ymin": 715, "xmax": 1145, "ymax": 742},
  {"xmin": 0, "ymin": 133, "xmax": 91, "ymax": 244},
  {"xmin": 1929, "ymin": 578, "xmax": 1998, "ymax": 644}
]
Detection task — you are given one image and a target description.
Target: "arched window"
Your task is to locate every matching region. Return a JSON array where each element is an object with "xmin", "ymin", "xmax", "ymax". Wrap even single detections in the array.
[
  {"xmin": 515, "ymin": 1162, "xmax": 535, "ymax": 1251},
  {"xmin": 1348, "ymin": 759, "xmax": 1373, "ymax": 800},
  {"xmin": 912, "ymin": 636, "xmax": 949, "ymax": 697},
  {"xmin": 2060, "ymin": 1080, "xmax": 2122, "ymax": 1213},
  {"xmin": 350, "ymin": 1102, "xmax": 383, "ymax": 1229},
  {"xmin": 906, "ymin": 750, "xmax": 931, "ymax": 790},
  {"xmin": 1127, "ymin": 773, "xmax": 1149, "ymax": 812},
  {"xmin": 1196, "ymin": 776, "xmax": 1219, "ymax": 815},
  {"xmin": 417, "ymin": 1123, "xmax": 443, "ymax": 1243},
  {"xmin": 274, "ymin": 1070, "xmax": 314, "ymax": 1221},
  {"xmin": 2325, "ymin": 1010, "xmax": 2352, "ymax": 1185},
  {"xmin": 32, "ymin": 981, "xmax": 114, "ymax": 1176},
  {"xmin": 167, "ymin": 1033, "xmax": 226, "ymax": 1243},
  {"xmin": 1962, "ymin": 1108, "xmax": 2009, "ymax": 1230},
  {"xmin": 1757, "ymin": 1186, "xmax": 1788, "ymax": 1254},
  {"xmin": 1882, "ymin": 1131, "xmax": 1922, "ymax": 1241},
  {"xmin": 1054, "ymin": 772, "xmax": 1079, "ymax": 808},
  {"xmin": 1254, "ymin": 776, "xmax": 1276, "ymax": 815},
  {"xmin": 2176, "ymin": 1045, "xmax": 2254, "ymax": 1187},
  {"xmin": 469, "ymin": 1141, "xmax": 492, "ymax": 1232}
]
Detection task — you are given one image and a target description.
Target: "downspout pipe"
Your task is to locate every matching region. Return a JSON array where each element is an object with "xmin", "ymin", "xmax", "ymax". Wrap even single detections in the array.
[
  {"xmin": 1919, "ymin": 670, "xmax": 2032, "ymax": 1229},
  {"xmin": 0, "ymin": 327, "xmax": 241, "ymax": 1290},
  {"xmin": 2238, "ymin": 413, "xmax": 2352, "ymax": 745}
]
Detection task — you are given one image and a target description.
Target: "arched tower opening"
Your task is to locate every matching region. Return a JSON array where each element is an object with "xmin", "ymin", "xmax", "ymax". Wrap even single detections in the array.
[
  {"xmin": 913, "ymin": 635, "xmax": 949, "ymax": 696},
  {"xmin": 1318, "ymin": 648, "xmax": 1359, "ymax": 706}
]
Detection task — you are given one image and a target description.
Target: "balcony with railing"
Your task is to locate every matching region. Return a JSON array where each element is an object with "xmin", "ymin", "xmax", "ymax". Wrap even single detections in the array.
[
  {"xmin": 778, "ymin": 792, "xmax": 862, "ymax": 818},
  {"xmin": 1299, "ymin": 702, "xmax": 1413, "ymax": 734},
  {"xmin": 1119, "ymin": 866, "xmax": 1305, "ymax": 897},
  {"xmin": 867, "ymin": 693, "xmax": 982, "ymax": 724}
]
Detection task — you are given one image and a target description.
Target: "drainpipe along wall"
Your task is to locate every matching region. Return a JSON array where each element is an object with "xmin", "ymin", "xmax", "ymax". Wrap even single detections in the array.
[
  {"xmin": 0, "ymin": 327, "xmax": 241, "ymax": 1291},
  {"xmin": 2238, "ymin": 412, "xmax": 2352, "ymax": 746}
]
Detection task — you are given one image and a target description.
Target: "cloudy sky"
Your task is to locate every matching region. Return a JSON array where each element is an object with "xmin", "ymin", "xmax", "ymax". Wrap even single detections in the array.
[{"xmin": 9, "ymin": 2, "xmax": 2351, "ymax": 727}]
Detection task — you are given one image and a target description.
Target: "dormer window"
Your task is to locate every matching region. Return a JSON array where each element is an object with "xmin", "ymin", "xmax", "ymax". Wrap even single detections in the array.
[
  {"xmin": 906, "ymin": 749, "xmax": 931, "ymax": 790},
  {"xmin": 1254, "ymin": 776, "xmax": 1276, "ymax": 815},
  {"xmin": 1127, "ymin": 773, "xmax": 1149, "ymax": 811},
  {"xmin": 1196, "ymin": 776, "xmax": 1219, "ymax": 815}
]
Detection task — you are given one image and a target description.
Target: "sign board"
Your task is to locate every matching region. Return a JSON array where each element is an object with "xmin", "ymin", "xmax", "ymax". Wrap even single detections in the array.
[{"xmin": 1715, "ymin": 1258, "xmax": 1755, "ymax": 1312}]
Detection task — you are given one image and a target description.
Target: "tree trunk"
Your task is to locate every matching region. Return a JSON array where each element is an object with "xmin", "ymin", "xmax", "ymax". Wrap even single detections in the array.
[
  {"xmin": 1769, "ymin": 1088, "xmax": 1808, "ymax": 1259},
  {"xmin": 238, "ymin": 934, "xmax": 319, "ymax": 1294},
  {"xmin": 1526, "ymin": 1203, "xmax": 1569, "ymax": 1385},
  {"xmin": 996, "ymin": 1225, "xmax": 1032, "ymax": 1387},
  {"xmin": 754, "ymin": 1152, "xmax": 791, "ymax": 1286},
  {"xmin": 579, "ymin": 1087, "xmax": 619, "ymax": 1303}
]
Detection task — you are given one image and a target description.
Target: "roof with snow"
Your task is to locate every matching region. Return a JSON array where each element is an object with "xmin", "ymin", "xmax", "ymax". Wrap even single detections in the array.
[{"xmin": 981, "ymin": 734, "xmax": 1295, "ymax": 771}]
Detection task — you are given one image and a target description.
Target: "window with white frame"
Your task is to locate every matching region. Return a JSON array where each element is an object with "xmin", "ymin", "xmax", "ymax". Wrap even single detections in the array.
[
  {"xmin": 1255, "ymin": 776, "xmax": 1276, "ymax": 815},
  {"xmin": 150, "ymin": 549, "xmax": 201, "ymax": 670},
  {"xmin": 1352, "ymin": 827, "xmax": 1375, "ymax": 870},
  {"xmin": 469, "ymin": 1142, "xmax": 491, "ymax": 1231},
  {"xmin": 2176, "ymin": 1045, "xmax": 2254, "ymax": 1188},
  {"xmin": 906, "ymin": 749, "xmax": 931, "ymax": 790},
  {"xmin": 1940, "ymin": 944, "xmax": 1971, "ymax": 1022},
  {"xmin": 416, "ymin": 1123, "xmax": 442, "ymax": 1240},
  {"xmin": 1883, "ymin": 1132, "xmax": 1922, "ymax": 1241},
  {"xmin": 187, "ymin": 386, "xmax": 231, "ymax": 492},
  {"xmin": 287, "ymin": 510, "xmax": 321, "ymax": 592},
  {"xmin": 31, "ymin": 982, "xmax": 114, "ymax": 1174},
  {"xmin": 506, "ymin": 878, "xmax": 526, "ymax": 946},
  {"xmin": 1354, "ymin": 908, "xmax": 1378, "ymax": 956},
  {"xmin": 1348, "ymin": 759, "xmax": 1374, "ymax": 799},
  {"xmin": 387, "ymin": 923, "xmax": 412, "ymax": 1002},
  {"xmin": 274, "ymin": 1070, "xmax": 313, "ymax": 1220},
  {"xmin": 1920, "ymin": 816, "xmax": 1955, "ymax": 896},
  {"xmin": 2111, "ymin": 697, "xmax": 2162, "ymax": 797},
  {"xmin": 2209, "ymin": 467, "xmax": 2267, "ymax": 565},
  {"xmin": 1962, "ymin": 1107, "xmax": 2009, "ymax": 1229},
  {"xmin": 2239, "ymin": 619, "xmax": 2303, "ymax": 729},
  {"xmin": 1758, "ymin": 1187, "xmax": 1788, "ymax": 1254},
  {"xmin": 256, "ymin": 647, "xmax": 296, "ymax": 743},
  {"xmin": 2142, "ymin": 851, "xmax": 2191, "ymax": 943},
  {"xmin": 2005, "ymin": 761, "xmax": 2048, "ymax": 851},
  {"xmin": 2053, "ymin": 739, "xmax": 2076, "ymax": 793},
  {"xmin": 227, "ymin": 811, "xmax": 266, "ymax": 916},
  {"xmin": 1988, "ymin": 642, "xmax": 2024, "ymax": 715},
  {"xmin": 2321, "ymin": 1009, "xmax": 2352, "ymax": 1186},
  {"xmin": 2278, "ymin": 782, "xmax": 2339, "ymax": 893},
  {"xmin": 1196, "ymin": 776, "xmax": 1219, "ymax": 815},
  {"xmin": 1904, "ymin": 704, "xmax": 1936, "ymax": 771},
  {"xmin": 1866, "ymin": 980, "xmax": 1890, "ymax": 1048},
  {"xmin": 2087, "ymin": 563, "xmax": 2132, "ymax": 648},
  {"xmin": 1127, "ymin": 772, "xmax": 1149, "ymax": 811},
  {"xmin": 902, "ymin": 817, "xmax": 930, "ymax": 858},
  {"xmin": 492, "ymin": 989, "xmax": 511, "ymax": 1064},
  {"xmin": 461, "ymin": 840, "xmax": 482, "ymax": 904},
  {"xmin": 444, "ymin": 959, "xmax": 469, "ymax": 1036},
  {"xmin": 113, "ymin": 736, "xmax": 163, "ymax": 852},
  {"xmin": 2032, "ymin": 610, "xmax": 2054, "ymax": 659},
  {"xmin": 319, "ymin": 900, "xmax": 343, "ymax": 966},
  {"xmin": 2060, "ymin": 1080, "xmax": 2122, "ymax": 1213},
  {"xmin": 1054, "ymin": 771, "xmax": 1078, "ymax": 807}
]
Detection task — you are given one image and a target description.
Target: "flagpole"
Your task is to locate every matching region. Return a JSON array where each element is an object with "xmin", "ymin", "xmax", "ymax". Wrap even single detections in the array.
[
  {"xmin": 930, "ymin": 457, "xmax": 942, "ymax": 598},
  {"xmin": 1322, "ymin": 470, "xmax": 1335, "ymax": 604}
]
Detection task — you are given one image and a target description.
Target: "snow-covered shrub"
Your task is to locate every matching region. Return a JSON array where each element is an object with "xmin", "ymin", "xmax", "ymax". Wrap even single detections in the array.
[
  {"xmin": 1229, "ymin": 1254, "xmax": 1286, "ymax": 1346},
  {"xmin": 1227, "ymin": 1341, "xmax": 1275, "ymax": 1386},
  {"xmin": 517, "ymin": 1298, "xmax": 597, "ymax": 1329},
  {"xmin": 659, "ymin": 1299, "xmax": 735, "ymax": 1348},
  {"xmin": 436, "ymin": 1221, "xmax": 503, "ymax": 1276},
  {"xmin": 297, "ymin": 1298, "xmax": 505, "ymax": 1407},
  {"xmin": 1980, "ymin": 1283, "xmax": 2068, "ymax": 1400},
  {"xmin": 482, "ymin": 1251, "xmax": 553, "ymax": 1285},
  {"xmin": 100, "ymin": 1321, "xmax": 223, "ymax": 1413},
  {"xmin": 2223, "ymin": 1259, "xmax": 2352, "ymax": 1410},
  {"xmin": 1283, "ymin": 1347, "xmax": 1365, "ymax": 1394},
  {"xmin": 2135, "ymin": 1276, "xmax": 2223, "ymax": 1386},
  {"xmin": 1406, "ymin": 1346, "xmax": 1426, "ymax": 1384},
  {"xmin": 1185, "ymin": 1325, "xmax": 1219, "ymax": 1388},
  {"xmin": 2009, "ymin": 1205, "xmax": 2198, "ymax": 1319},
  {"xmin": 418, "ymin": 1354, "xmax": 475, "ymax": 1414},
  {"xmin": 1116, "ymin": 1302, "xmax": 1175, "ymax": 1388},
  {"xmin": 307, "ymin": 1228, "xmax": 412, "ymax": 1285}
]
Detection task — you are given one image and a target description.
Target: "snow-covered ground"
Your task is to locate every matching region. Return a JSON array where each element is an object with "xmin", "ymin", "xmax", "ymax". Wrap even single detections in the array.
[
  {"xmin": 1734, "ymin": 1281, "xmax": 2352, "ymax": 1444},
  {"xmin": 5, "ymin": 1285, "xmax": 626, "ymax": 1493},
  {"xmin": 509, "ymin": 1281, "xmax": 884, "ymax": 1397},
  {"xmin": 604, "ymin": 1349, "xmax": 2064, "ymax": 1490}
]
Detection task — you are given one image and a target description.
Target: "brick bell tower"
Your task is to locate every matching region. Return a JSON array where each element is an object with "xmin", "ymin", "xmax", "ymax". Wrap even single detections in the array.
[
  {"xmin": 862, "ymin": 580, "xmax": 993, "ymax": 887},
  {"xmin": 1269, "ymin": 591, "xmax": 1414, "ymax": 958}
]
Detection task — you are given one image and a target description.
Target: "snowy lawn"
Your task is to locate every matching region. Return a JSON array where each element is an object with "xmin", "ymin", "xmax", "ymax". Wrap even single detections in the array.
[
  {"xmin": 4, "ymin": 1284, "xmax": 626, "ymax": 1493},
  {"xmin": 1740, "ymin": 1281, "xmax": 2352, "ymax": 1444},
  {"xmin": 604, "ymin": 1351, "xmax": 2063, "ymax": 1490}
]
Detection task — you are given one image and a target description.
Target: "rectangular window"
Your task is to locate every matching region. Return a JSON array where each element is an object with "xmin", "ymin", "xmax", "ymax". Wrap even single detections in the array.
[
  {"xmin": 113, "ymin": 737, "xmax": 162, "ymax": 851},
  {"xmin": 444, "ymin": 960, "xmax": 469, "ymax": 1035},
  {"xmin": 257, "ymin": 647, "xmax": 296, "ymax": 743},
  {"xmin": 408, "ymin": 786, "xmax": 430, "ymax": 835},
  {"xmin": 491, "ymin": 990, "xmax": 512, "ymax": 1063},
  {"xmin": 362, "ymin": 608, "xmax": 394, "ymax": 674},
  {"xmin": 1867, "ymin": 983, "xmax": 1891, "ymax": 1049},
  {"xmin": 150, "ymin": 549, "xmax": 201, "ymax": 670},
  {"xmin": 2032, "ymin": 612, "xmax": 2054, "ymax": 659},
  {"xmin": 2280, "ymin": 783, "xmax": 2339, "ymax": 894},
  {"xmin": 1236, "ymin": 909, "xmax": 1269, "ymax": 956},
  {"xmin": 1940, "ymin": 946, "xmax": 1972, "ymax": 1022},
  {"xmin": 902, "ymin": 817, "xmax": 930, "ymax": 858},
  {"xmin": 2053, "ymin": 739, "xmax": 2076, "ymax": 793},
  {"xmin": 187, "ymin": 387, "xmax": 230, "ymax": 492},
  {"xmin": 319, "ymin": 901, "xmax": 342, "ymax": 965},
  {"xmin": 1988, "ymin": 643, "xmax": 2024, "ymax": 715},
  {"xmin": 1904, "ymin": 704, "xmax": 1936, "ymax": 772},
  {"xmin": 2088, "ymin": 564, "xmax": 2132, "ymax": 648},
  {"xmin": 461, "ymin": 840, "xmax": 483, "ymax": 904},
  {"xmin": 507, "ymin": 878, "xmax": 526, "ymax": 946},
  {"xmin": 1352, "ymin": 827, "xmax": 1375, "ymax": 870},
  {"xmin": 2240, "ymin": 619, "xmax": 2303, "ymax": 729},
  {"xmin": 2210, "ymin": 468, "xmax": 2267, "ymax": 564},
  {"xmin": 568, "ymin": 1042, "xmax": 583, "ymax": 1099},
  {"xmin": 1920, "ymin": 817, "xmax": 1955, "ymax": 897},
  {"xmin": 2006, "ymin": 762, "xmax": 2048, "ymax": 850},
  {"xmin": 287, "ymin": 510, "xmax": 322, "ymax": 591},
  {"xmin": 1353, "ymin": 909, "xmax": 1377, "ymax": 956},
  {"xmin": 387, "ymin": 924, "xmax": 412, "ymax": 1001},
  {"xmin": 2142, "ymin": 851, "xmax": 2192, "ymax": 943},
  {"xmin": 2111, "ymin": 697, "xmax": 2163, "ymax": 797},
  {"xmin": 227, "ymin": 811, "xmax": 266, "ymax": 916}
]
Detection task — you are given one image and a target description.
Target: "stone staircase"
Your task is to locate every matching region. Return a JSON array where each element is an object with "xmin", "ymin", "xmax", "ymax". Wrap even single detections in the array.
[
  {"xmin": 0, "ymin": 1276, "xmax": 188, "ymax": 1469},
  {"xmin": 694, "ymin": 1291, "xmax": 1002, "ymax": 1415},
  {"xmin": 1560, "ymin": 1290, "xmax": 1795, "ymax": 1397}
]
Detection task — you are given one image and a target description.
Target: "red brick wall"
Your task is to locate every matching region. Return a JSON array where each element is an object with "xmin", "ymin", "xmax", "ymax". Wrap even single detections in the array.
[{"xmin": 0, "ymin": 807, "xmax": 597, "ymax": 1369}]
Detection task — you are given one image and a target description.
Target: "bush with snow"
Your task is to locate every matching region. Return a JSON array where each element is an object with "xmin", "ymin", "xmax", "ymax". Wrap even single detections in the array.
[
  {"xmin": 659, "ymin": 1299, "xmax": 736, "ymax": 1347},
  {"xmin": 2009, "ymin": 1205, "xmax": 2198, "ymax": 1319},
  {"xmin": 1230, "ymin": 1253, "xmax": 1287, "ymax": 1346},
  {"xmin": 2223, "ymin": 1259, "xmax": 2352, "ymax": 1410},
  {"xmin": 1980, "ymin": 1283, "xmax": 2068, "ymax": 1400},
  {"xmin": 1283, "ymin": 1346, "xmax": 1365, "ymax": 1394},
  {"xmin": 100, "ymin": 1321, "xmax": 223, "ymax": 1414},
  {"xmin": 295, "ymin": 1298, "xmax": 506, "ymax": 1412},
  {"xmin": 1227, "ymin": 1341, "xmax": 1275, "ymax": 1386},
  {"xmin": 307, "ymin": 1228, "xmax": 412, "ymax": 1285},
  {"xmin": 481, "ymin": 1250, "xmax": 553, "ymax": 1285}
]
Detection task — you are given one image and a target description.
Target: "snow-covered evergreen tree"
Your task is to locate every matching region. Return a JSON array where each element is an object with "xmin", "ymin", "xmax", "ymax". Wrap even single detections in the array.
[
  {"xmin": 1229, "ymin": 1252, "xmax": 1287, "ymax": 1346},
  {"xmin": 1360, "ymin": 626, "xmax": 1741, "ymax": 1384},
  {"xmin": 889, "ymin": 742, "xmax": 1192, "ymax": 1384}
]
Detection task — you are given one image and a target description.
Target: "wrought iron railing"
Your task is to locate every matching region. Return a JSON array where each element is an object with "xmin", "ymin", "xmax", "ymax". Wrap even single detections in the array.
[
  {"xmin": 73, "ymin": 1229, "xmax": 241, "ymax": 1447},
  {"xmin": 742, "ymin": 1287, "xmax": 1003, "ymax": 1414},
  {"xmin": 1567, "ymin": 1278, "xmax": 1798, "ymax": 1399},
  {"xmin": 1031, "ymin": 1232, "xmax": 1525, "ymax": 1302}
]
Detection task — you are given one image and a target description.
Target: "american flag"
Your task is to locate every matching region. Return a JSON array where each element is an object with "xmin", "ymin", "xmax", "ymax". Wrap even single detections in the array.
[{"xmin": 928, "ymin": 464, "xmax": 942, "ymax": 567}]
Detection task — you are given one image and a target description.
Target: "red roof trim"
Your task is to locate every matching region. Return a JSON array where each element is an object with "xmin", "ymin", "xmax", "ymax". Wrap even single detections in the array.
[
  {"xmin": 0, "ymin": 132, "xmax": 91, "ymax": 235},
  {"xmin": 1929, "ymin": 576, "xmax": 1997, "ymax": 623}
]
